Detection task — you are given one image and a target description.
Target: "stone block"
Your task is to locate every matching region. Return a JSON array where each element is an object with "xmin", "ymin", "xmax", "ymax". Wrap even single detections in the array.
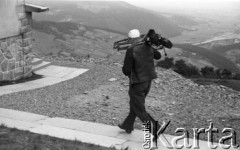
[
  {"xmin": 29, "ymin": 45, "xmax": 33, "ymax": 53},
  {"xmin": 19, "ymin": 61, "xmax": 26, "ymax": 67},
  {"xmin": 6, "ymin": 37, "xmax": 16, "ymax": 45},
  {"xmin": 15, "ymin": 61, "xmax": 19, "ymax": 68},
  {"xmin": 8, "ymin": 43, "xmax": 17, "ymax": 57},
  {"xmin": 8, "ymin": 43, "xmax": 16, "ymax": 51},
  {"xmin": 15, "ymin": 67, "xmax": 24, "ymax": 73},
  {"xmin": 24, "ymin": 66, "xmax": 32, "ymax": 74},
  {"xmin": 25, "ymin": 53, "xmax": 33, "ymax": 61},
  {"xmin": 20, "ymin": 25, "xmax": 32, "ymax": 34},
  {"xmin": 9, "ymin": 70, "xmax": 15, "ymax": 80},
  {"xmin": 16, "ymin": 39, "xmax": 23, "ymax": 48},
  {"xmin": 0, "ymin": 72, "xmax": 2, "ymax": 81},
  {"xmin": 0, "ymin": 52, "xmax": 4, "ymax": 64},
  {"xmin": 4, "ymin": 49, "xmax": 13, "ymax": 59},
  {"xmin": 19, "ymin": 61, "xmax": 22, "ymax": 67},
  {"xmin": 21, "ymin": 18, "xmax": 30, "ymax": 26},
  {"xmin": 15, "ymin": 67, "xmax": 24, "ymax": 77},
  {"xmin": 16, "ymin": 45, "xmax": 22, "ymax": 51},
  {"xmin": 8, "ymin": 59, "xmax": 16, "ymax": 70},
  {"xmin": 1, "ymin": 41, "xmax": 8, "ymax": 52},
  {"xmin": 1, "ymin": 59, "xmax": 8, "ymax": 72},
  {"xmin": 23, "ymin": 46, "xmax": 30, "ymax": 54},
  {"xmin": 3, "ymin": 71, "xmax": 10, "ymax": 81},
  {"xmin": 24, "ymin": 55, "xmax": 28, "ymax": 60},
  {"xmin": 6, "ymin": 39, "xmax": 10, "ymax": 46},
  {"xmin": 21, "ymin": 37, "xmax": 32, "ymax": 47},
  {"xmin": 23, "ymin": 45, "xmax": 33, "ymax": 55},
  {"xmin": 11, "ymin": 50, "xmax": 17, "ymax": 59},
  {"xmin": 16, "ymin": 51, "xmax": 23, "ymax": 61},
  {"xmin": 23, "ymin": 31, "xmax": 33, "ymax": 39},
  {"xmin": 16, "ymin": 5, "xmax": 24, "ymax": 13},
  {"xmin": 26, "ymin": 58, "xmax": 33, "ymax": 66}
]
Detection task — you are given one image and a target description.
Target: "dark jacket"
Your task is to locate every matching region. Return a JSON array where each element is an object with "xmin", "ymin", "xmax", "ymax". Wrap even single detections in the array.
[{"xmin": 122, "ymin": 43, "xmax": 161, "ymax": 84}]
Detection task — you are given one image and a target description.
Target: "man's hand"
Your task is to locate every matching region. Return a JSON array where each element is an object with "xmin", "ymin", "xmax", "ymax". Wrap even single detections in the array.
[{"xmin": 154, "ymin": 49, "xmax": 161, "ymax": 60}]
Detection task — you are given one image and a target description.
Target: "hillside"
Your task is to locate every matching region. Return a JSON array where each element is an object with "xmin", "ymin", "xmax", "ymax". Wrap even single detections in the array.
[
  {"xmin": 32, "ymin": 20, "xmax": 240, "ymax": 74},
  {"xmin": 32, "ymin": 20, "xmax": 125, "ymax": 59},
  {"xmin": 212, "ymin": 43, "xmax": 240, "ymax": 66},
  {"xmin": 174, "ymin": 44, "xmax": 240, "ymax": 73},
  {"xmin": 212, "ymin": 43, "xmax": 240, "ymax": 53},
  {"xmin": 29, "ymin": 0, "xmax": 240, "ymax": 74},
  {"xmin": 33, "ymin": 1, "xmax": 181, "ymax": 38},
  {"xmin": 170, "ymin": 15, "xmax": 198, "ymax": 26}
]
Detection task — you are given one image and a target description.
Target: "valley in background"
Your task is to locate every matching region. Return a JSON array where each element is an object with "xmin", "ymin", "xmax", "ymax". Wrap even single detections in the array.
[{"xmin": 29, "ymin": 0, "xmax": 240, "ymax": 75}]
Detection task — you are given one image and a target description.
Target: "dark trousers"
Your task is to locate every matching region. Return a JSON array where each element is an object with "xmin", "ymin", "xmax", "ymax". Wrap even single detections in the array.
[{"xmin": 121, "ymin": 80, "xmax": 159, "ymax": 132}]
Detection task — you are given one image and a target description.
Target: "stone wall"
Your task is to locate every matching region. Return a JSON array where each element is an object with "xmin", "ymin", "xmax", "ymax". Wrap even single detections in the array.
[{"xmin": 0, "ymin": 0, "xmax": 33, "ymax": 81}]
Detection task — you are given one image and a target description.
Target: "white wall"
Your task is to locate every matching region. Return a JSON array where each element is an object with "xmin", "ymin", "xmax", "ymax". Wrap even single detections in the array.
[{"xmin": 0, "ymin": 0, "xmax": 21, "ymax": 39}]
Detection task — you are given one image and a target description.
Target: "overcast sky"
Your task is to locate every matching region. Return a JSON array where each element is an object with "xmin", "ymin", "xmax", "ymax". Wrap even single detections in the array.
[
  {"xmin": 27, "ymin": 0, "xmax": 239, "ymax": 11},
  {"xmin": 126, "ymin": 0, "xmax": 239, "ymax": 11}
]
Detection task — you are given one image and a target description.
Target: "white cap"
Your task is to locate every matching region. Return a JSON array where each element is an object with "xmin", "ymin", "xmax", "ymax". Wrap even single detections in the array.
[{"xmin": 128, "ymin": 29, "xmax": 140, "ymax": 38}]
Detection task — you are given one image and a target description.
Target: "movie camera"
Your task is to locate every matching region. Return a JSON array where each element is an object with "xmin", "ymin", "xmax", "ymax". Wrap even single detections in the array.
[{"xmin": 113, "ymin": 29, "xmax": 173, "ymax": 56}]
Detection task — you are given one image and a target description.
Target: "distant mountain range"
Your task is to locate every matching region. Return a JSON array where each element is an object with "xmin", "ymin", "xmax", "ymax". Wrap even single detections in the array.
[{"xmin": 34, "ymin": 1, "xmax": 181, "ymax": 37}]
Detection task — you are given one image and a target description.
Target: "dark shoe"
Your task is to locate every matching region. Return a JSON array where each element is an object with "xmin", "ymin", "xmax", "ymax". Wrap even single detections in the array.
[
  {"xmin": 152, "ymin": 133, "xmax": 158, "ymax": 142},
  {"xmin": 152, "ymin": 134, "xmax": 159, "ymax": 148},
  {"xmin": 118, "ymin": 124, "xmax": 133, "ymax": 134}
]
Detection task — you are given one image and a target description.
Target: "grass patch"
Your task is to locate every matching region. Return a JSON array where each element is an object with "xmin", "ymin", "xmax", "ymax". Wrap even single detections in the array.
[{"xmin": 0, "ymin": 124, "xmax": 121, "ymax": 150}]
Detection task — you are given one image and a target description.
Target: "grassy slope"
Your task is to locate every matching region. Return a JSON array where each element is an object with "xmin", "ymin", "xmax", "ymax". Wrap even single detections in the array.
[
  {"xmin": 171, "ymin": 15, "xmax": 198, "ymax": 26},
  {"xmin": 0, "ymin": 125, "xmax": 116, "ymax": 150},
  {"xmin": 32, "ymin": 20, "xmax": 125, "ymax": 57},
  {"xmin": 34, "ymin": 1, "xmax": 181, "ymax": 38},
  {"xmin": 174, "ymin": 43, "xmax": 240, "ymax": 73},
  {"xmin": 212, "ymin": 43, "xmax": 240, "ymax": 53}
]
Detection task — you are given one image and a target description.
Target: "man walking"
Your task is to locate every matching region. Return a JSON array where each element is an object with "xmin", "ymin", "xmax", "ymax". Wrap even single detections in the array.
[{"xmin": 118, "ymin": 29, "xmax": 161, "ymax": 139}]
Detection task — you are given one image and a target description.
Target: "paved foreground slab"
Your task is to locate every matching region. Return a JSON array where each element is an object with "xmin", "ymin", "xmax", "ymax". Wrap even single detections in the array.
[
  {"xmin": 0, "ymin": 108, "xmax": 238, "ymax": 150},
  {"xmin": 0, "ymin": 65, "xmax": 89, "ymax": 96}
]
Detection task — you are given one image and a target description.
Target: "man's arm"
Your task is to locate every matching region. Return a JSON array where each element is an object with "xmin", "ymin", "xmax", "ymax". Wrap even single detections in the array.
[
  {"xmin": 153, "ymin": 49, "xmax": 161, "ymax": 60},
  {"xmin": 122, "ymin": 48, "xmax": 134, "ymax": 77}
]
